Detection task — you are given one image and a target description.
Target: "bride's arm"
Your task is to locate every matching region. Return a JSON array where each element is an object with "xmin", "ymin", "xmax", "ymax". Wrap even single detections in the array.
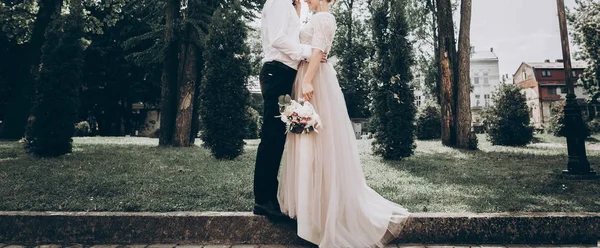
[{"xmin": 301, "ymin": 49, "xmax": 324, "ymax": 101}]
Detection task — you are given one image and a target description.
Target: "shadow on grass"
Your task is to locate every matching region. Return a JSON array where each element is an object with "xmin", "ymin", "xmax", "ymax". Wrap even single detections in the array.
[{"xmin": 377, "ymin": 146, "xmax": 600, "ymax": 212}]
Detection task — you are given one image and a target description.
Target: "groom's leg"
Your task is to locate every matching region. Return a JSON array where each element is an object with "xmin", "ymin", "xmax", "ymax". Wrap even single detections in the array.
[{"xmin": 254, "ymin": 61, "xmax": 296, "ymax": 205}]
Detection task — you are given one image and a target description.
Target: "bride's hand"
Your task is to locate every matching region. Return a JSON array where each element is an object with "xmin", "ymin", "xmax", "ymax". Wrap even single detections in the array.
[{"xmin": 302, "ymin": 82, "xmax": 314, "ymax": 101}]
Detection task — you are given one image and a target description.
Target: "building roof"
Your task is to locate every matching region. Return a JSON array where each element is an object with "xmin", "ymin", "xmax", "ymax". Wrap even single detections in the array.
[
  {"xmin": 525, "ymin": 61, "xmax": 587, "ymax": 69},
  {"xmin": 471, "ymin": 50, "xmax": 498, "ymax": 60}
]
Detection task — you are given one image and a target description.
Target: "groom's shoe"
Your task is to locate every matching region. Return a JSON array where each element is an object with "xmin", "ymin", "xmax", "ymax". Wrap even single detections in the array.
[{"xmin": 253, "ymin": 201, "xmax": 287, "ymax": 220}]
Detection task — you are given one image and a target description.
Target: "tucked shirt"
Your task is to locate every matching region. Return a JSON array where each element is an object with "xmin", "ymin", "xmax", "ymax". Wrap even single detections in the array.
[{"xmin": 261, "ymin": 0, "xmax": 313, "ymax": 70}]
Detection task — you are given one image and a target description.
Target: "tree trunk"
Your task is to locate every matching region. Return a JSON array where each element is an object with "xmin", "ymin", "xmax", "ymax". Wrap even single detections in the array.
[
  {"xmin": 189, "ymin": 48, "xmax": 203, "ymax": 144},
  {"xmin": 0, "ymin": 0, "xmax": 63, "ymax": 139},
  {"xmin": 456, "ymin": 0, "xmax": 472, "ymax": 149},
  {"xmin": 172, "ymin": 32, "xmax": 198, "ymax": 147},
  {"xmin": 158, "ymin": 0, "xmax": 180, "ymax": 146},
  {"xmin": 435, "ymin": 0, "xmax": 457, "ymax": 147}
]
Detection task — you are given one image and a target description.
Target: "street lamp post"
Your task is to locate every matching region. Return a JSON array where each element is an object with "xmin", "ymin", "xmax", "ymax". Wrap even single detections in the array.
[{"xmin": 556, "ymin": 0, "xmax": 596, "ymax": 177}]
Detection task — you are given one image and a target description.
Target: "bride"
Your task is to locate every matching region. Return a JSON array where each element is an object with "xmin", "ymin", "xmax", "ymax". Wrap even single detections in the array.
[{"xmin": 277, "ymin": 0, "xmax": 411, "ymax": 247}]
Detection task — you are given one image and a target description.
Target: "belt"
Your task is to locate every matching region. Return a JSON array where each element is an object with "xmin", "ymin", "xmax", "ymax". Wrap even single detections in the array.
[{"xmin": 264, "ymin": 61, "xmax": 297, "ymax": 73}]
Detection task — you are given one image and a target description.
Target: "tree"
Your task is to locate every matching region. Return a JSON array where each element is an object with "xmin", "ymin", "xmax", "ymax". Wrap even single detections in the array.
[
  {"xmin": 129, "ymin": 0, "xmax": 262, "ymax": 147},
  {"xmin": 435, "ymin": 0, "xmax": 457, "ymax": 147},
  {"xmin": 81, "ymin": 1, "xmax": 161, "ymax": 136},
  {"xmin": 331, "ymin": 0, "xmax": 371, "ymax": 119},
  {"xmin": 486, "ymin": 84, "xmax": 533, "ymax": 146},
  {"xmin": 199, "ymin": 2, "xmax": 251, "ymax": 159},
  {"xmin": 370, "ymin": 0, "xmax": 416, "ymax": 160},
  {"xmin": 569, "ymin": 0, "xmax": 600, "ymax": 103},
  {"xmin": 434, "ymin": 0, "xmax": 475, "ymax": 149},
  {"xmin": 0, "ymin": 0, "xmax": 63, "ymax": 139},
  {"xmin": 24, "ymin": 0, "xmax": 85, "ymax": 157},
  {"xmin": 456, "ymin": 0, "xmax": 474, "ymax": 149}
]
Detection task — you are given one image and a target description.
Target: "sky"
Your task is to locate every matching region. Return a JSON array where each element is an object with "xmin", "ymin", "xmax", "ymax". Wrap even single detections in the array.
[
  {"xmin": 260, "ymin": 0, "xmax": 580, "ymax": 78},
  {"xmin": 468, "ymin": 0, "xmax": 578, "ymax": 77}
]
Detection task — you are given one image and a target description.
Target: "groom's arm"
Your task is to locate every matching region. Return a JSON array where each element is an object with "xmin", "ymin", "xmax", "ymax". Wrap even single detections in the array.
[{"xmin": 266, "ymin": 0, "xmax": 313, "ymax": 61}]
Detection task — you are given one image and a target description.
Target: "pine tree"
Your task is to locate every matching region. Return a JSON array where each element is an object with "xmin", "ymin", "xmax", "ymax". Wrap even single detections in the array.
[
  {"xmin": 24, "ymin": 0, "xmax": 85, "ymax": 157},
  {"xmin": 331, "ymin": 0, "xmax": 371, "ymax": 119},
  {"xmin": 199, "ymin": 2, "xmax": 251, "ymax": 159},
  {"xmin": 486, "ymin": 84, "xmax": 533, "ymax": 146},
  {"xmin": 370, "ymin": 0, "xmax": 416, "ymax": 160}
]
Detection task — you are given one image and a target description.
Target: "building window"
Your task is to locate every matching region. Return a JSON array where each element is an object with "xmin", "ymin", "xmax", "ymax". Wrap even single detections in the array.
[
  {"xmin": 483, "ymin": 71, "xmax": 489, "ymax": 84},
  {"xmin": 484, "ymin": 94, "xmax": 490, "ymax": 107},
  {"xmin": 572, "ymin": 71, "xmax": 578, "ymax": 77},
  {"xmin": 560, "ymin": 86, "xmax": 567, "ymax": 94},
  {"xmin": 548, "ymin": 87, "xmax": 557, "ymax": 95},
  {"xmin": 476, "ymin": 100, "xmax": 480, "ymax": 107},
  {"xmin": 522, "ymin": 71, "xmax": 527, "ymax": 80},
  {"xmin": 474, "ymin": 72, "xmax": 480, "ymax": 84},
  {"xmin": 416, "ymin": 95, "xmax": 422, "ymax": 107},
  {"xmin": 542, "ymin": 70, "xmax": 552, "ymax": 77}
]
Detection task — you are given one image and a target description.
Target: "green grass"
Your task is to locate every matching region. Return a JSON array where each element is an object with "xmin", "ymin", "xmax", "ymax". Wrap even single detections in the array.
[{"xmin": 0, "ymin": 135, "xmax": 599, "ymax": 213}]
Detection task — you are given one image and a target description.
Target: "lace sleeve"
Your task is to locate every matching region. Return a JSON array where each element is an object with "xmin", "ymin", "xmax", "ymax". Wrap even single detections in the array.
[{"xmin": 310, "ymin": 14, "xmax": 336, "ymax": 53}]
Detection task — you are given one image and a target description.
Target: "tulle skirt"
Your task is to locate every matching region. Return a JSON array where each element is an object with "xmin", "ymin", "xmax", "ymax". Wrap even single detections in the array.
[{"xmin": 278, "ymin": 61, "xmax": 410, "ymax": 248}]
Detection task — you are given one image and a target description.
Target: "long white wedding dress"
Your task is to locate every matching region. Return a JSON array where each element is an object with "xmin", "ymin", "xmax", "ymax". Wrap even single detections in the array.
[{"xmin": 277, "ymin": 12, "xmax": 411, "ymax": 248}]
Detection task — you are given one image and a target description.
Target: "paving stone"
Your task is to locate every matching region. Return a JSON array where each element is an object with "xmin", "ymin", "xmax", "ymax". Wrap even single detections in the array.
[
  {"xmin": 4, "ymin": 246, "xmax": 26, "ymax": 248},
  {"xmin": 426, "ymin": 246, "xmax": 467, "ymax": 248},
  {"xmin": 147, "ymin": 245, "xmax": 177, "ymax": 248},
  {"xmin": 91, "ymin": 246, "xmax": 119, "ymax": 248},
  {"xmin": 479, "ymin": 246, "xmax": 508, "ymax": 248},
  {"xmin": 36, "ymin": 245, "xmax": 62, "ymax": 248},
  {"xmin": 506, "ymin": 246, "xmax": 531, "ymax": 248},
  {"xmin": 175, "ymin": 246, "xmax": 204, "ymax": 248},
  {"xmin": 230, "ymin": 245, "xmax": 259, "ymax": 248},
  {"xmin": 202, "ymin": 246, "xmax": 231, "ymax": 248},
  {"xmin": 64, "ymin": 244, "xmax": 84, "ymax": 248},
  {"xmin": 121, "ymin": 245, "xmax": 149, "ymax": 248},
  {"xmin": 258, "ymin": 246, "xmax": 286, "ymax": 248}
]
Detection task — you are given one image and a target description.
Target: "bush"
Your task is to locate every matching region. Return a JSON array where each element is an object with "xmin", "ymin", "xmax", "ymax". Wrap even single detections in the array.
[
  {"xmin": 74, "ymin": 121, "xmax": 91, "ymax": 137},
  {"xmin": 416, "ymin": 105, "xmax": 441, "ymax": 140},
  {"xmin": 199, "ymin": 3, "xmax": 250, "ymax": 159},
  {"xmin": 486, "ymin": 84, "xmax": 534, "ymax": 146},
  {"xmin": 24, "ymin": 9, "xmax": 84, "ymax": 157},
  {"xmin": 245, "ymin": 107, "xmax": 261, "ymax": 139},
  {"xmin": 369, "ymin": 1, "xmax": 416, "ymax": 160},
  {"xmin": 548, "ymin": 101, "xmax": 590, "ymax": 137},
  {"xmin": 587, "ymin": 118, "xmax": 600, "ymax": 134}
]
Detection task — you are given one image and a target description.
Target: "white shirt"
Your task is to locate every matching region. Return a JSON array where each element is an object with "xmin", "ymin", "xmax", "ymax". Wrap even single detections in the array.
[{"xmin": 261, "ymin": 0, "xmax": 313, "ymax": 70}]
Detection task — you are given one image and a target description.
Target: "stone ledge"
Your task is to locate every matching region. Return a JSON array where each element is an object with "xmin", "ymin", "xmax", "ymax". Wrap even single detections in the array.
[{"xmin": 0, "ymin": 212, "xmax": 598, "ymax": 245}]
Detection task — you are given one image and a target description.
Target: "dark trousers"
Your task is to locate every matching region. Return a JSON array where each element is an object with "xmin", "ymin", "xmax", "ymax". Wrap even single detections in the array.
[{"xmin": 254, "ymin": 61, "xmax": 297, "ymax": 205}]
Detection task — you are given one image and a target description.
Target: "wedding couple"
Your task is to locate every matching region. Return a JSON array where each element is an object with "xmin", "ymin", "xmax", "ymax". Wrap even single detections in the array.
[{"xmin": 253, "ymin": 0, "xmax": 411, "ymax": 247}]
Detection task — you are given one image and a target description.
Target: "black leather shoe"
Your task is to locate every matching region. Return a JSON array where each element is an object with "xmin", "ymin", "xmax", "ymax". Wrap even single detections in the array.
[{"xmin": 253, "ymin": 201, "xmax": 287, "ymax": 220}]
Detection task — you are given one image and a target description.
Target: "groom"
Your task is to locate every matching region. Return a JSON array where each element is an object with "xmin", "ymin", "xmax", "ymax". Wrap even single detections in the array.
[{"xmin": 253, "ymin": 0, "xmax": 322, "ymax": 219}]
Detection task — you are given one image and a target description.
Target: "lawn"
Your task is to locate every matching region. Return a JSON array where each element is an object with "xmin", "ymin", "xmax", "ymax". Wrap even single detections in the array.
[{"xmin": 0, "ymin": 134, "xmax": 599, "ymax": 213}]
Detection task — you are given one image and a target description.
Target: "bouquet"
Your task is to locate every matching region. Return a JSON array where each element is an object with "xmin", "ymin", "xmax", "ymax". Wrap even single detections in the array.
[{"xmin": 277, "ymin": 94, "xmax": 321, "ymax": 134}]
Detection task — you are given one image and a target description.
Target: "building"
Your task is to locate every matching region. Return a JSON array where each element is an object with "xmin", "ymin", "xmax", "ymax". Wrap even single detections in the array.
[
  {"xmin": 470, "ymin": 47, "xmax": 501, "ymax": 124},
  {"xmin": 513, "ymin": 59, "xmax": 588, "ymax": 129},
  {"xmin": 413, "ymin": 72, "xmax": 429, "ymax": 109}
]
